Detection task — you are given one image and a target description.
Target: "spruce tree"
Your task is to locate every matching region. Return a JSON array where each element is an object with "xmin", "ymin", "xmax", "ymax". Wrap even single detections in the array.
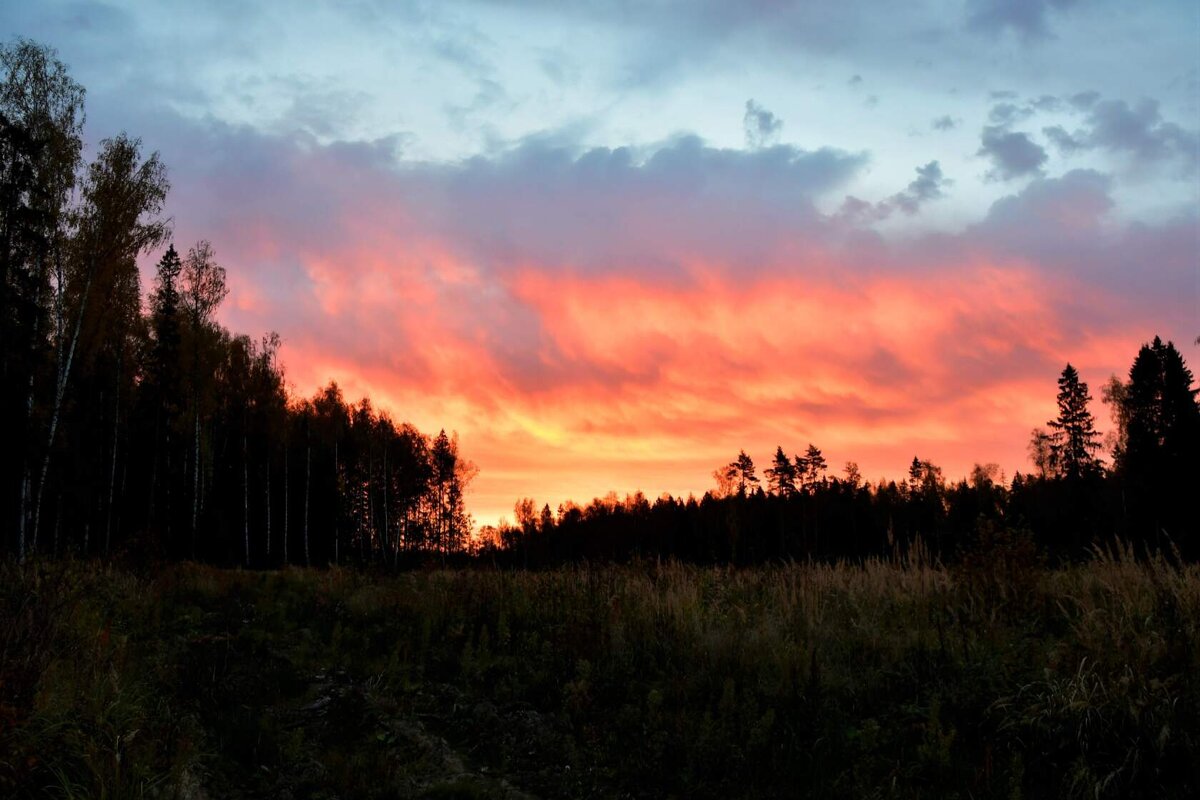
[
  {"xmin": 1117, "ymin": 338, "xmax": 1200, "ymax": 544},
  {"xmin": 1110, "ymin": 338, "xmax": 1200, "ymax": 474},
  {"xmin": 1047, "ymin": 363, "xmax": 1102, "ymax": 479}
]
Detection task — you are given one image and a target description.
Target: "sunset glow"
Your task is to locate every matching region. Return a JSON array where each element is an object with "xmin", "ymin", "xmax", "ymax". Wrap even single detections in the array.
[{"xmin": 9, "ymin": 1, "xmax": 1195, "ymax": 527}]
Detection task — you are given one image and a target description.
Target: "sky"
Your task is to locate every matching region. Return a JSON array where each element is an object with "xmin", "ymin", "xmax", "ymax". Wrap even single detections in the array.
[{"xmin": 4, "ymin": 0, "xmax": 1198, "ymax": 527}]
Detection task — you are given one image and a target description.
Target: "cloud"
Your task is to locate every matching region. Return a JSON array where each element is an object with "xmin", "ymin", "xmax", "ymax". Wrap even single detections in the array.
[
  {"xmin": 978, "ymin": 125, "xmax": 1048, "ymax": 180},
  {"xmin": 989, "ymin": 102, "xmax": 1034, "ymax": 126},
  {"xmin": 1030, "ymin": 95, "xmax": 1198, "ymax": 173},
  {"xmin": 897, "ymin": 161, "xmax": 949, "ymax": 209},
  {"xmin": 1069, "ymin": 90, "xmax": 1100, "ymax": 110},
  {"xmin": 1085, "ymin": 98, "xmax": 1198, "ymax": 171},
  {"xmin": 1042, "ymin": 124, "xmax": 1086, "ymax": 155},
  {"xmin": 966, "ymin": 0, "xmax": 1080, "ymax": 41},
  {"xmin": 1028, "ymin": 94, "xmax": 1063, "ymax": 112},
  {"xmin": 973, "ymin": 169, "xmax": 1114, "ymax": 256},
  {"xmin": 133, "ymin": 109, "xmax": 1193, "ymax": 523},
  {"xmin": 6, "ymin": 0, "xmax": 1197, "ymax": 527},
  {"xmin": 743, "ymin": 99, "xmax": 783, "ymax": 149},
  {"xmin": 839, "ymin": 161, "xmax": 950, "ymax": 221}
]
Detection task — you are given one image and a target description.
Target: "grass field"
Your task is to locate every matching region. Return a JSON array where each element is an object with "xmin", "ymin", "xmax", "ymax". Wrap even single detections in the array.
[{"xmin": 2, "ymin": 541, "xmax": 1197, "ymax": 798}]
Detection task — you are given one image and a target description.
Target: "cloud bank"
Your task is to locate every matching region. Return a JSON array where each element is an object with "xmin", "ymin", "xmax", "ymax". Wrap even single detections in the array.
[{"xmin": 133, "ymin": 110, "xmax": 1196, "ymax": 524}]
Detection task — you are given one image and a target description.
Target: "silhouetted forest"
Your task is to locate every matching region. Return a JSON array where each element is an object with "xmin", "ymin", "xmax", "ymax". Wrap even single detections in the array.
[
  {"xmin": 1, "ymin": 40, "xmax": 473, "ymax": 566},
  {"xmin": 3, "ymin": 41, "xmax": 1198, "ymax": 570},
  {"xmin": 491, "ymin": 343, "xmax": 1199, "ymax": 566}
]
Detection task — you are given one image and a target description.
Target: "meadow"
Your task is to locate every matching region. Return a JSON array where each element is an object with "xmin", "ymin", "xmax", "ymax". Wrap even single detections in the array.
[{"xmin": 2, "ymin": 540, "xmax": 1197, "ymax": 799}]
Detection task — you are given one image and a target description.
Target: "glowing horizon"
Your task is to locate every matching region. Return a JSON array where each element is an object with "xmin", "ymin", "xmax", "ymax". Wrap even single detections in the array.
[{"xmin": 8, "ymin": 1, "xmax": 1196, "ymax": 528}]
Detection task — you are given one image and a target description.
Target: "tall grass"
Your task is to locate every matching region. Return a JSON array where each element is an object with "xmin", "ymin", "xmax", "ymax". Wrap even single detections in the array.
[{"xmin": 2, "ymin": 544, "xmax": 1196, "ymax": 798}]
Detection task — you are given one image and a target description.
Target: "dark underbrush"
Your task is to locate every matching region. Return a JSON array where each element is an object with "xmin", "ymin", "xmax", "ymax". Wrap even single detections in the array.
[{"xmin": 2, "ymin": 543, "xmax": 1197, "ymax": 798}]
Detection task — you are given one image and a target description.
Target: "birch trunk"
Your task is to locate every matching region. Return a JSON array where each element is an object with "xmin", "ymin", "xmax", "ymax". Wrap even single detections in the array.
[
  {"xmin": 105, "ymin": 357, "xmax": 120, "ymax": 555},
  {"xmin": 303, "ymin": 436, "xmax": 311, "ymax": 567},
  {"xmin": 382, "ymin": 445, "xmax": 389, "ymax": 563},
  {"xmin": 283, "ymin": 438, "xmax": 289, "ymax": 566},
  {"xmin": 333, "ymin": 437, "xmax": 339, "ymax": 565},
  {"xmin": 264, "ymin": 453, "xmax": 271, "ymax": 558},
  {"xmin": 242, "ymin": 426, "xmax": 249, "ymax": 567},
  {"xmin": 191, "ymin": 408, "xmax": 199, "ymax": 558},
  {"xmin": 32, "ymin": 253, "xmax": 95, "ymax": 550}
]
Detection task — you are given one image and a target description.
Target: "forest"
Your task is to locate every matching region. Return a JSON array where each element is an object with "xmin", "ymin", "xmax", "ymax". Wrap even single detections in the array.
[
  {"xmin": 3, "ymin": 37, "xmax": 1200, "ymax": 800},
  {"xmin": 489, "ymin": 341, "xmax": 1199, "ymax": 568},
  {"xmin": 1, "ymin": 40, "xmax": 474, "ymax": 568},
  {"xmin": 3, "ymin": 37, "xmax": 1196, "ymax": 571}
]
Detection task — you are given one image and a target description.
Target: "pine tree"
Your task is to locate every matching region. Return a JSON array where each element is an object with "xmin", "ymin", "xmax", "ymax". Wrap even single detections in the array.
[
  {"xmin": 765, "ymin": 445, "xmax": 796, "ymax": 496},
  {"xmin": 730, "ymin": 450, "xmax": 759, "ymax": 495},
  {"xmin": 799, "ymin": 443, "xmax": 827, "ymax": 490},
  {"xmin": 1046, "ymin": 364, "xmax": 1102, "ymax": 480}
]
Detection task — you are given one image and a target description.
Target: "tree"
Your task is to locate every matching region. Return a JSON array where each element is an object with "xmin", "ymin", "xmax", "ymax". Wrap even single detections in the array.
[
  {"xmin": 2, "ymin": 40, "xmax": 85, "ymax": 561},
  {"xmin": 1046, "ymin": 363, "xmax": 1101, "ymax": 480},
  {"xmin": 0, "ymin": 41, "xmax": 480, "ymax": 567},
  {"xmin": 765, "ymin": 445, "xmax": 796, "ymax": 496},
  {"xmin": 31, "ymin": 133, "xmax": 168, "ymax": 552},
  {"xmin": 1100, "ymin": 375, "xmax": 1130, "ymax": 465},
  {"xmin": 711, "ymin": 464, "xmax": 737, "ymax": 498},
  {"xmin": 148, "ymin": 245, "xmax": 183, "ymax": 395},
  {"xmin": 180, "ymin": 240, "xmax": 226, "ymax": 554},
  {"xmin": 430, "ymin": 429, "xmax": 472, "ymax": 555},
  {"xmin": 514, "ymin": 497, "xmax": 538, "ymax": 534},
  {"xmin": 906, "ymin": 457, "xmax": 944, "ymax": 498},
  {"xmin": 1119, "ymin": 338, "xmax": 1200, "ymax": 474},
  {"xmin": 145, "ymin": 245, "xmax": 185, "ymax": 545},
  {"xmin": 797, "ymin": 444, "xmax": 827, "ymax": 490},
  {"xmin": 727, "ymin": 450, "xmax": 759, "ymax": 495},
  {"xmin": 1114, "ymin": 337, "xmax": 1200, "ymax": 544},
  {"xmin": 843, "ymin": 461, "xmax": 862, "ymax": 489},
  {"xmin": 1027, "ymin": 427, "xmax": 1055, "ymax": 478}
]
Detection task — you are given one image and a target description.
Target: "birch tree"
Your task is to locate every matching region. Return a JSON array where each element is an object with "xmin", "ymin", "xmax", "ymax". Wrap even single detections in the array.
[
  {"xmin": 1, "ymin": 40, "xmax": 84, "ymax": 561},
  {"xmin": 179, "ymin": 240, "xmax": 226, "ymax": 556},
  {"xmin": 31, "ymin": 133, "xmax": 167, "ymax": 551}
]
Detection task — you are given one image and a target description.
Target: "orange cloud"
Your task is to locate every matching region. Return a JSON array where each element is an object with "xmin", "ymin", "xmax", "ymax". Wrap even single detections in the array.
[
  {"xmin": 153, "ymin": 126, "xmax": 1190, "ymax": 528},
  {"xmin": 247, "ymin": 248, "xmax": 1152, "ymax": 526}
]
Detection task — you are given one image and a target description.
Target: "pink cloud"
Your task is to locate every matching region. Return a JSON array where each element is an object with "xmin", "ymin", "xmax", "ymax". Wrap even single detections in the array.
[{"xmin": 138, "ymin": 117, "xmax": 1196, "ymax": 525}]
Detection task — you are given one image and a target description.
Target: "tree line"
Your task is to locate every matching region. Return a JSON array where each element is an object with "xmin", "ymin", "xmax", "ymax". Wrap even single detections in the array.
[
  {"xmin": 1, "ymin": 40, "xmax": 473, "ymax": 566},
  {"xmin": 5, "ymin": 39, "xmax": 1197, "ymax": 571},
  {"xmin": 490, "ymin": 343, "xmax": 1199, "ymax": 566}
]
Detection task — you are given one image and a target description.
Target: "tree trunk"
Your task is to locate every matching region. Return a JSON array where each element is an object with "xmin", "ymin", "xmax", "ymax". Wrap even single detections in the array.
[
  {"xmin": 33, "ymin": 252, "xmax": 96, "ymax": 551},
  {"xmin": 303, "ymin": 434, "xmax": 311, "ymax": 567},
  {"xmin": 382, "ymin": 444, "xmax": 389, "ymax": 564},
  {"xmin": 365, "ymin": 448, "xmax": 373, "ymax": 562},
  {"xmin": 17, "ymin": 253, "xmax": 47, "ymax": 563},
  {"xmin": 333, "ymin": 438, "xmax": 339, "ymax": 565},
  {"xmin": 105, "ymin": 352, "xmax": 121, "ymax": 555},
  {"xmin": 53, "ymin": 491, "xmax": 62, "ymax": 555},
  {"xmin": 243, "ymin": 426, "xmax": 249, "ymax": 567},
  {"xmin": 283, "ymin": 436, "xmax": 289, "ymax": 566},
  {"xmin": 147, "ymin": 412, "xmax": 159, "ymax": 542},
  {"xmin": 191, "ymin": 408, "xmax": 200, "ymax": 558},
  {"xmin": 265, "ymin": 450, "xmax": 271, "ymax": 559}
]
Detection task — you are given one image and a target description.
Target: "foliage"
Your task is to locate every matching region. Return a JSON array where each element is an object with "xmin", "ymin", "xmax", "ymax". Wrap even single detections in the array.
[
  {"xmin": 2, "ymin": 552, "xmax": 1197, "ymax": 798},
  {"xmin": 0, "ymin": 41, "xmax": 472, "ymax": 567}
]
